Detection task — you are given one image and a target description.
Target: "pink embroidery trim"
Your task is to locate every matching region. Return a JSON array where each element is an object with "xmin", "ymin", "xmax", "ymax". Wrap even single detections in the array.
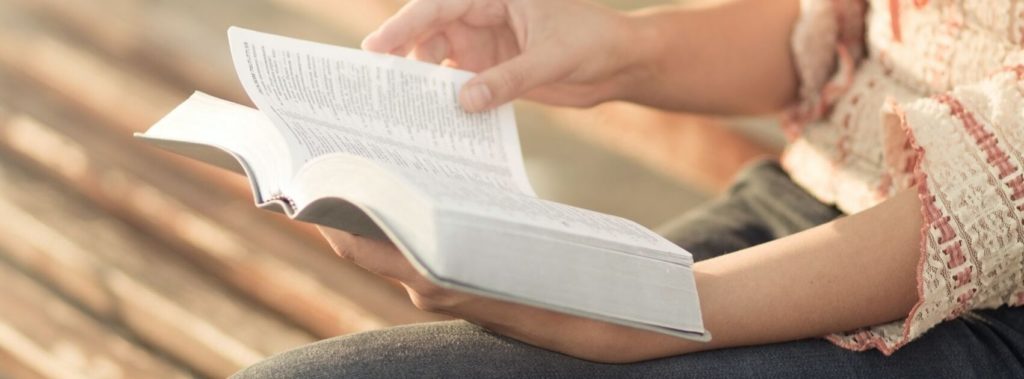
[
  {"xmin": 890, "ymin": 0, "xmax": 903, "ymax": 42},
  {"xmin": 828, "ymin": 66, "xmax": 1024, "ymax": 354},
  {"xmin": 1019, "ymin": 8, "xmax": 1024, "ymax": 48},
  {"xmin": 891, "ymin": 0, "xmax": 931, "ymax": 43},
  {"xmin": 783, "ymin": 0, "xmax": 866, "ymax": 139},
  {"xmin": 936, "ymin": 93, "xmax": 1018, "ymax": 179},
  {"xmin": 1011, "ymin": 65, "xmax": 1024, "ymax": 81},
  {"xmin": 825, "ymin": 102, "xmax": 925, "ymax": 356}
]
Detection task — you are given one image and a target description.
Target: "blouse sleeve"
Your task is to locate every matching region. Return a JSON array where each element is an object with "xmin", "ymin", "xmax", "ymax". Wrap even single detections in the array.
[
  {"xmin": 785, "ymin": 0, "xmax": 867, "ymax": 138},
  {"xmin": 827, "ymin": 67, "xmax": 1024, "ymax": 355}
]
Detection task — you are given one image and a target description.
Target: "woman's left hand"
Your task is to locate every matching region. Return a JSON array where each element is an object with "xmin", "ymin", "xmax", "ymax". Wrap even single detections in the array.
[
  {"xmin": 318, "ymin": 188, "xmax": 923, "ymax": 363},
  {"xmin": 317, "ymin": 226, "xmax": 477, "ymax": 315},
  {"xmin": 317, "ymin": 226, "xmax": 672, "ymax": 363}
]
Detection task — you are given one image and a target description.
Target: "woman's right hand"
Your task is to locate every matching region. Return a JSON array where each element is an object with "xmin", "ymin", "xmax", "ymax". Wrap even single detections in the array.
[{"xmin": 361, "ymin": 0, "xmax": 653, "ymax": 112}]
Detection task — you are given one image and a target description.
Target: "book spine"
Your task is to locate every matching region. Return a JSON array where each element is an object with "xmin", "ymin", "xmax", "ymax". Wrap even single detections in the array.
[{"xmin": 267, "ymin": 192, "xmax": 297, "ymax": 213}]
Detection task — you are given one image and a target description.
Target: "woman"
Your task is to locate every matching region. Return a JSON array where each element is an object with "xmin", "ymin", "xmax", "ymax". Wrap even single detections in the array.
[{"xmin": 234, "ymin": 0, "xmax": 1024, "ymax": 377}]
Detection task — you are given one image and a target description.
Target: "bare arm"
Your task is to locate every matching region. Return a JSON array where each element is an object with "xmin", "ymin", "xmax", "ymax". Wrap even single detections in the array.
[
  {"xmin": 624, "ymin": 0, "xmax": 802, "ymax": 114},
  {"xmin": 331, "ymin": 0, "xmax": 921, "ymax": 363},
  {"xmin": 483, "ymin": 189, "xmax": 920, "ymax": 362},
  {"xmin": 320, "ymin": 189, "xmax": 922, "ymax": 363},
  {"xmin": 362, "ymin": 0, "xmax": 801, "ymax": 115}
]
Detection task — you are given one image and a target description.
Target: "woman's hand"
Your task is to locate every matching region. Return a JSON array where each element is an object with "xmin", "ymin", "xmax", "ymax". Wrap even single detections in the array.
[
  {"xmin": 361, "ymin": 0, "xmax": 652, "ymax": 112},
  {"xmin": 318, "ymin": 188, "xmax": 922, "ymax": 363},
  {"xmin": 317, "ymin": 227, "xmax": 474, "ymax": 314},
  {"xmin": 316, "ymin": 226, "xmax": 687, "ymax": 363},
  {"xmin": 363, "ymin": 0, "xmax": 805, "ymax": 115}
]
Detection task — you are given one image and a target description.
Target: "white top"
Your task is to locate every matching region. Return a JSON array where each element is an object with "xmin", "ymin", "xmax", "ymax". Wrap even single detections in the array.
[{"xmin": 785, "ymin": 0, "xmax": 1024, "ymax": 354}]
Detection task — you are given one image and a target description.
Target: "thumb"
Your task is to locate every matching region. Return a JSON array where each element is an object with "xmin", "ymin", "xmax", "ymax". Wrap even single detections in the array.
[{"xmin": 459, "ymin": 50, "xmax": 563, "ymax": 112}]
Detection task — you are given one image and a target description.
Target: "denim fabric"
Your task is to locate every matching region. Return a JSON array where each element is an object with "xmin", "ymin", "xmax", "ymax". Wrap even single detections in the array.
[
  {"xmin": 233, "ymin": 160, "xmax": 1024, "ymax": 378},
  {"xmin": 656, "ymin": 160, "xmax": 846, "ymax": 260}
]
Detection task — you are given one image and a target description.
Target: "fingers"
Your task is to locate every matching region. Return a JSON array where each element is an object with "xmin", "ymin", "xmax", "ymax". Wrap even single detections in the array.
[
  {"xmin": 460, "ymin": 48, "xmax": 567, "ymax": 112},
  {"xmin": 318, "ymin": 227, "xmax": 469, "ymax": 313},
  {"xmin": 317, "ymin": 227, "xmax": 416, "ymax": 279},
  {"xmin": 408, "ymin": 33, "xmax": 450, "ymax": 64},
  {"xmin": 367, "ymin": 0, "xmax": 561, "ymax": 111},
  {"xmin": 362, "ymin": 0, "xmax": 473, "ymax": 54},
  {"xmin": 318, "ymin": 227, "xmax": 366, "ymax": 256}
]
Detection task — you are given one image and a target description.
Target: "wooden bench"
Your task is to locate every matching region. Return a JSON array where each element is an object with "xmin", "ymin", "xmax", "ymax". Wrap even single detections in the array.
[{"xmin": 0, "ymin": 0, "xmax": 778, "ymax": 377}]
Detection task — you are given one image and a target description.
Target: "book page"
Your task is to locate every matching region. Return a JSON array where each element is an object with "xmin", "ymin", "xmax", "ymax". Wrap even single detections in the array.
[
  {"xmin": 138, "ymin": 92, "xmax": 292, "ymax": 203},
  {"xmin": 399, "ymin": 170, "xmax": 692, "ymax": 265},
  {"xmin": 229, "ymin": 27, "xmax": 691, "ymax": 266},
  {"xmin": 291, "ymin": 153, "xmax": 690, "ymax": 265},
  {"xmin": 227, "ymin": 27, "xmax": 534, "ymax": 195}
]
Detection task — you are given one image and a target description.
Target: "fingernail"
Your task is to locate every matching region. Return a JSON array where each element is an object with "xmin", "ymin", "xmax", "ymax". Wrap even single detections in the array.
[{"xmin": 462, "ymin": 84, "xmax": 492, "ymax": 111}]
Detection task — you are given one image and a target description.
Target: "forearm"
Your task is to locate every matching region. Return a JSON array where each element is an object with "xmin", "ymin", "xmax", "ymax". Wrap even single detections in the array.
[
  {"xmin": 693, "ymin": 189, "xmax": 920, "ymax": 349},
  {"xmin": 618, "ymin": 0, "xmax": 801, "ymax": 114},
  {"xmin": 327, "ymin": 186, "xmax": 922, "ymax": 363},
  {"xmin": 471, "ymin": 189, "xmax": 922, "ymax": 363}
]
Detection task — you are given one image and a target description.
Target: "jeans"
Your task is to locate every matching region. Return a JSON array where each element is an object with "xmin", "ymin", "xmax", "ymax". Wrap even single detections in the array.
[{"xmin": 232, "ymin": 160, "xmax": 1024, "ymax": 378}]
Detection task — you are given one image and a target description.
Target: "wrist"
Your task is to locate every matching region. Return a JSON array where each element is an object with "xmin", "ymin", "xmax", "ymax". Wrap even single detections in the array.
[{"xmin": 609, "ymin": 9, "xmax": 669, "ymax": 102}]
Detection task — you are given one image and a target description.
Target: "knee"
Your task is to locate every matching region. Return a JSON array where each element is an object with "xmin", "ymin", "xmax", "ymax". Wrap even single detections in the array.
[
  {"xmin": 229, "ymin": 330, "xmax": 394, "ymax": 379},
  {"xmin": 230, "ymin": 321, "xmax": 494, "ymax": 379},
  {"xmin": 229, "ymin": 339, "xmax": 353, "ymax": 379}
]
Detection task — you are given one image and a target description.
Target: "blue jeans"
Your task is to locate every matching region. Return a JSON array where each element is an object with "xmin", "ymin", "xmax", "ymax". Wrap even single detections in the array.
[{"xmin": 233, "ymin": 161, "xmax": 1024, "ymax": 378}]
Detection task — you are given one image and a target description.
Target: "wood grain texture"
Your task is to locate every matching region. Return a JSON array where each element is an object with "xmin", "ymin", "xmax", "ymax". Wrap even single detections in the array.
[
  {"xmin": 0, "ymin": 157, "xmax": 321, "ymax": 377},
  {"xmin": 0, "ymin": 75, "xmax": 441, "ymax": 337},
  {"xmin": 5, "ymin": 0, "xmax": 774, "ymax": 190},
  {"xmin": 0, "ymin": 0, "xmax": 777, "ymax": 376},
  {"xmin": 0, "ymin": 260, "xmax": 194, "ymax": 379}
]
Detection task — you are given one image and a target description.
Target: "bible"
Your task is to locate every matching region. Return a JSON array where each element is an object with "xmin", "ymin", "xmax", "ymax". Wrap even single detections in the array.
[{"xmin": 136, "ymin": 27, "xmax": 708, "ymax": 341}]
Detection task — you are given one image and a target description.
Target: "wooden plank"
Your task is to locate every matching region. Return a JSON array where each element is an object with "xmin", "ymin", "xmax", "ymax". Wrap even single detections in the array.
[
  {"xmin": 0, "ymin": 351, "xmax": 47, "ymax": 379},
  {"xmin": 0, "ymin": 3, "xmax": 256, "ymax": 203},
  {"xmin": 0, "ymin": 0, "xmax": 390, "ymax": 108},
  {"xmin": 0, "ymin": 5, "xmax": 436, "ymax": 325},
  {"xmin": 2, "ymin": 0, "xmax": 344, "ymax": 102},
  {"xmin": 244, "ymin": 0, "xmax": 779, "ymax": 190},
  {"xmin": 0, "ymin": 158, "xmax": 318, "ymax": 377},
  {"xmin": 0, "ymin": 75, "xmax": 441, "ymax": 337},
  {"xmin": 0, "ymin": 259, "xmax": 194, "ymax": 379},
  {"xmin": 0, "ymin": 13, "xmax": 434, "ymax": 327},
  {"xmin": 0, "ymin": 0, "xmax": 434, "ymax": 330},
  {"xmin": 8, "ymin": 0, "xmax": 771, "ymax": 191},
  {"xmin": 0, "ymin": 0, "xmax": 347, "ymax": 246},
  {"xmin": 5, "ymin": 0, "xmax": 390, "ymax": 99}
]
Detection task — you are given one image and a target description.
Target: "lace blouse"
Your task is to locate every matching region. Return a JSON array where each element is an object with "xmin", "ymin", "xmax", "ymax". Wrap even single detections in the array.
[{"xmin": 785, "ymin": 0, "xmax": 1024, "ymax": 354}]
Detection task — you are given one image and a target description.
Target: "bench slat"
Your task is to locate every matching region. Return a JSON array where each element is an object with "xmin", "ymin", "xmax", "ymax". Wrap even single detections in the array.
[
  {"xmin": 0, "ymin": 75, "xmax": 440, "ymax": 338},
  {"xmin": 0, "ymin": 260, "xmax": 193, "ymax": 379},
  {"xmin": 0, "ymin": 157, "xmax": 321, "ymax": 377}
]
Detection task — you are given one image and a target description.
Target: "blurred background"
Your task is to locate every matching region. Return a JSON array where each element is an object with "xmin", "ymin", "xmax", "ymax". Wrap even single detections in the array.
[{"xmin": 0, "ymin": 0, "xmax": 782, "ymax": 378}]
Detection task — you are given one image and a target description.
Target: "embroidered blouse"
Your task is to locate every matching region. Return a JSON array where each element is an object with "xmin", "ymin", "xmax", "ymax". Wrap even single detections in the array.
[{"xmin": 785, "ymin": 0, "xmax": 1024, "ymax": 354}]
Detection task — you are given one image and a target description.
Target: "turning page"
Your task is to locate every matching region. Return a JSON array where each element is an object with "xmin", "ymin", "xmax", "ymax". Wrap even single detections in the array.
[
  {"xmin": 227, "ymin": 27, "xmax": 534, "ymax": 195},
  {"xmin": 138, "ymin": 27, "xmax": 704, "ymax": 340},
  {"xmin": 229, "ymin": 27, "xmax": 693, "ymax": 265}
]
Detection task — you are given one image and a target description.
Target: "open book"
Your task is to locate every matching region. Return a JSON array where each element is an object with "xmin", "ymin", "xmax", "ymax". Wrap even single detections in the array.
[{"xmin": 136, "ymin": 27, "xmax": 708, "ymax": 341}]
